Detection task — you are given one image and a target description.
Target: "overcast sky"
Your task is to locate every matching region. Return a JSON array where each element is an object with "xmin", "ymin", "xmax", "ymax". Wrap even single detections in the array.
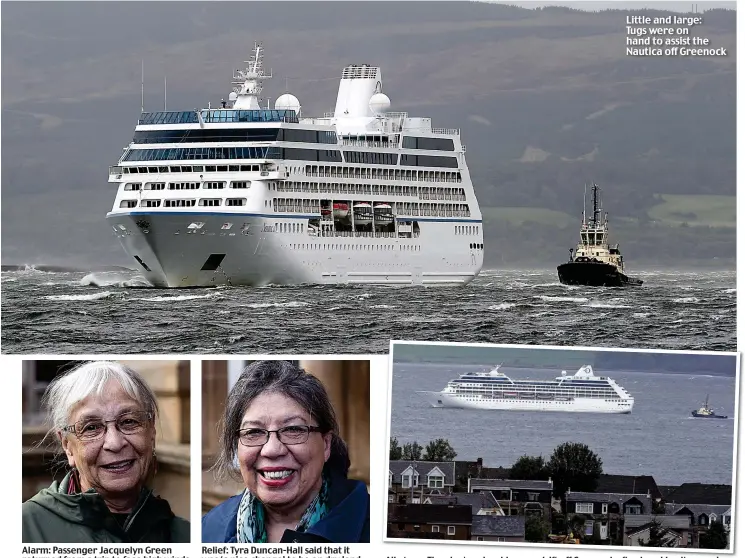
[{"xmin": 487, "ymin": 0, "xmax": 736, "ymax": 10}]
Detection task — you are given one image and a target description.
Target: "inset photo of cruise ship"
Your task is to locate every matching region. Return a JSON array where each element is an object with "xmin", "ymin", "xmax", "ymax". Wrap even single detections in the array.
[
  {"xmin": 1, "ymin": 2, "xmax": 735, "ymax": 354},
  {"xmin": 386, "ymin": 341, "xmax": 738, "ymax": 550}
]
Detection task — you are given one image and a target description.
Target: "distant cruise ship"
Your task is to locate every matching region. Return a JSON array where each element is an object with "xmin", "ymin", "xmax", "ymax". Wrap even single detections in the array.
[
  {"xmin": 419, "ymin": 365, "xmax": 634, "ymax": 413},
  {"xmin": 106, "ymin": 43, "xmax": 484, "ymax": 287}
]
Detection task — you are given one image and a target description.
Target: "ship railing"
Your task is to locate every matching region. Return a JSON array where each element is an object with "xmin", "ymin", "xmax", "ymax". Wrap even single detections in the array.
[{"xmin": 432, "ymin": 127, "xmax": 460, "ymax": 135}]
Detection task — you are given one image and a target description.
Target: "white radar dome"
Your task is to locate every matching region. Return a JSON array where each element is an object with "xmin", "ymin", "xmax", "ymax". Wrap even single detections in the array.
[
  {"xmin": 275, "ymin": 93, "xmax": 301, "ymax": 115},
  {"xmin": 369, "ymin": 93, "xmax": 391, "ymax": 115},
  {"xmin": 228, "ymin": 92, "xmax": 238, "ymax": 102}
]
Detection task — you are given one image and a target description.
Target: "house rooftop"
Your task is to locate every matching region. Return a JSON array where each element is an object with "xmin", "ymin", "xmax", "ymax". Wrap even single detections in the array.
[
  {"xmin": 389, "ymin": 460, "xmax": 456, "ymax": 486},
  {"xmin": 472, "ymin": 515, "xmax": 525, "ymax": 538},
  {"xmin": 663, "ymin": 483, "xmax": 732, "ymax": 506},
  {"xmin": 469, "ymin": 478, "xmax": 553, "ymax": 492},
  {"xmin": 596, "ymin": 474, "xmax": 662, "ymax": 500},
  {"xmin": 388, "ymin": 503, "xmax": 472, "ymax": 524},
  {"xmin": 426, "ymin": 491, "xmax": 499, "ymax": 515}
]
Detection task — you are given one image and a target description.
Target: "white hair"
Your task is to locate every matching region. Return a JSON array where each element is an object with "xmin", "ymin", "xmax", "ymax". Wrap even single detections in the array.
[{"xmin": 42, "ymin": 361, "xmax": 158, "ymax": 434}]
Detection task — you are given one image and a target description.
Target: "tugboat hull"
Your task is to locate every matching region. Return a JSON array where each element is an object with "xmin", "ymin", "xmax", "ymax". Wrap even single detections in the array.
[
  {"xmin": 557, "ymin": 261, "xmax": 643, "ymax": 287},
  {"xmin": 691, "ymin": 411, "xmax": 728, "ymax": 419}
]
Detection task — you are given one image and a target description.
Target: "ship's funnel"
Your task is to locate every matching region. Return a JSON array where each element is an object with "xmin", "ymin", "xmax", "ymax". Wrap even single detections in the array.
[{"xmin": 334, "ymin": 64, "xmax": 383, "ymax": 118}]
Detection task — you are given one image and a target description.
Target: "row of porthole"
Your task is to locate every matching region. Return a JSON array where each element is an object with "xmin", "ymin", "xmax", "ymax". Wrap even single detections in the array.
[
  {"xmin": 470, "ymin": 243, "xmax": 484, "ymax": 250},
  {"xmin": 284, "ymin": 244, "xmax": 418, "ymax": 251}
]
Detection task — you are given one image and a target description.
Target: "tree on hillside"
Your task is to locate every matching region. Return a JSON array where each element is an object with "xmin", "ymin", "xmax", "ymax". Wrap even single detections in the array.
[
  {"xmin": 390, "ymin": 437, "xmax": 402, "ymax": 460},
  {"xmin": 402, "ymin": 441, "xmax": 423, "ymax": 460},
  {"xmin": 509, "ymin": 455, "xmax": 549, "ymax": 480},
  {"xmin": 547, "ymin": 442, "xmax": 603, "ymax": 499},
  {"xmin": 422, "ymin": 438, "xmax": 457, "ymax": 461},
  {"xmin": 699, "ymin": 521, "xmax": 729, "ymax": 549}
]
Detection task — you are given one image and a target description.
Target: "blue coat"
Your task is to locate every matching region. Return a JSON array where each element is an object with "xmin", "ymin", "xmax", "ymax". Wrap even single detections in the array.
[{"xmin": 202, "ymin": 478, "xmax": 369, "ymax": 543}]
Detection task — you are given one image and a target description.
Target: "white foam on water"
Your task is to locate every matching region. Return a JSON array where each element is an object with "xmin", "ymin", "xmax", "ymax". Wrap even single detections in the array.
[
  {"xmin": 370, "ymin": 304, "xmax": 395, "ymax": 309},
  {"xmin": 535, "ymin": 295, "xmax": 589, "ymax": 303},
  {"xmin": 488, "ymin": 303, "xmax": 517, "ymax": 311},
  {"xmin": 585, "ymin": 302, "xmax": 632, "ymax": 309},
  {"xmin": 45, "ymin": 291, "xmax": 115, "ymax": 302},
  {"xmin": 81, "ymin": 272, "xmax": 149, "ymax": 288},
  {"xmin": 245, "ymin": 301, "xmax": 308, "ymax": 309},
  {"xmin": 136, "ymin": 293, "xmax": 219, "ymax": 302},
  {"xmin": 673, "ymin": 297, "xmax": 700, "ymax": 303}
]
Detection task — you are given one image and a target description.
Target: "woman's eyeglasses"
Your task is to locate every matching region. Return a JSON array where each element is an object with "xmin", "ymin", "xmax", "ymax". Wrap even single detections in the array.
[
  {"xmin": 63, "ymin": 411, "xmax": 152, "ymax": 441},
  {"xmin": 237, "ymin": 425, "xmax": 323, "ymax": 447}
]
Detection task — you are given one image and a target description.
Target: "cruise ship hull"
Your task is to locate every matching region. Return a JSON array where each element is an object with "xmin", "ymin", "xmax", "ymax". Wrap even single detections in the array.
[
  {"xmin": 107, "ymin": 212, "xmax": 483, "ymax": 287},
  {"xmin": 418, "ymin": 391, "xmax": 633, "ymax": 414}
]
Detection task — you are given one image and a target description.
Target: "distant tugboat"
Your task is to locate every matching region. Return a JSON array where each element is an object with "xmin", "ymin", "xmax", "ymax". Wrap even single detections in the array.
[
  {"xmin": 557, "ymin": 184, "xmax": 643, "ymax": 287},
  {"xmin": 691, "ymin": 395, "xmax": 728, "ymax": 419}
]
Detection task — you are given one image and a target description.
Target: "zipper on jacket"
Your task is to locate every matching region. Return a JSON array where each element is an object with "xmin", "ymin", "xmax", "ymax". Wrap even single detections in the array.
[{"xmin": 123, "ymin": 489, "xmax": 153, "ymax": 534}]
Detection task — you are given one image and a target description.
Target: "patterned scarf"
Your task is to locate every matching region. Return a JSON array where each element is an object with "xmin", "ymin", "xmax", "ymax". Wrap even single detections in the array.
[{"xmin": 236, "ymin": 475, "xmax": 329, "ymax": 543}]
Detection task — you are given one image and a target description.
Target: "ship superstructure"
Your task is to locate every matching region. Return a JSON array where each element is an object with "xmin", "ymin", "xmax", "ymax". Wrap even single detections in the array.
[
  {"xmin": 107, "ymin": 43, "xmax": 484, "ymax": 287},
  {"xmin": 419, "ymin": 364, "xmax": 634, "ymax": 413}
]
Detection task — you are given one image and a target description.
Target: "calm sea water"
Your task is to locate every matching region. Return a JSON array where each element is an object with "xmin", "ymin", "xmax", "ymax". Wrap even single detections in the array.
[
  {"xmin": 390, "ymin": 362, "xmax": 736, "ymax": 485},
  {"xmin": 1, "ymin": 267, "xmax": 735, "ymax": 354}
]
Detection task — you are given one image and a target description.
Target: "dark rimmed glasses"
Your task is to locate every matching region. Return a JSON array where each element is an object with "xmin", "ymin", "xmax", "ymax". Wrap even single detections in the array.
[
  {"xmin": 237, "ymin": 425, "xmax": 324, "ymax": 447},
  {"xmin": 63, "ymin": 411, "xmax": 153, "ymax": 442}
]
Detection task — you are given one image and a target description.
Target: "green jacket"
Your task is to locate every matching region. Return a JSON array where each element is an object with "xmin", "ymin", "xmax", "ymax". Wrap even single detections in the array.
[{"xmin": 22, "ymin": 471, "xmax": 190, "ymax": 543}]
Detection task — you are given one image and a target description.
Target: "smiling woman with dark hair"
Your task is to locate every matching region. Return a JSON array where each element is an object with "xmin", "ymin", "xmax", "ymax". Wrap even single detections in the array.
[
  {"xmin": 22, "ymin": 361, "xmax": 190, "ymax": 543},
  {"xmin": 202, "ymin": 360, "xmax": 369, "ymax": 543}
]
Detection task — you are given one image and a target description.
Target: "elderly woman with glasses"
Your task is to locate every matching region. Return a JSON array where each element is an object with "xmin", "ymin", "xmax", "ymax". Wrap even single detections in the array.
[
  {"xmin": 22, "ymin": 361, "xmax": 190, "ymax": 543},
  {"xmin": 202, "ymin": 361, "xmax": 369, "ymax": 543}
]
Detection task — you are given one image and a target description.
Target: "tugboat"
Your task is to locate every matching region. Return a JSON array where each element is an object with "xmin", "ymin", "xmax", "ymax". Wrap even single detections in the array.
[
  {"xmin": 557, "ymin": 184, "xmax": 643, "ymax": 287},
  {"xmin": 691, "ymin": 395, "xmax": 728, "ymax": 419}
]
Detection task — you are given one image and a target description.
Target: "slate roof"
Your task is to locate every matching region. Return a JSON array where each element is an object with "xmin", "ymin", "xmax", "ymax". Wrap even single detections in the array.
[
  {"xmin": 663, "ymin": 483, "xmax": 732, "ymax": 506},
  {"xmin": 454, "ymin": 459, "xmax": 510, "ymax": 485},
  {"xmin": 566, "ymin": 491, "xmax": 651, "ymax": 513},
  {"xmin": 658, "ymin": 485, "xmax": 679, "ymax": 499},
  {"xmin": 595, "ymin": 474, "xmax": 662, "ymax": 500},
  {"xmin": 426, "ymin": 491, "xmax": 499, "ymax": 515},
  {"xmin": 666, "ymin": 503, "xmax": 731, "ymax": 518},
  {"xmin": 389, "ymin": 460, "xmax": 456, "ymax": 485},
  {"xmin": 468, "ymin": 478, "xmax": 553, "ymax": 491},
  {"xmin": 471, "ymin": 515, "xmax": 525, "ymax": 538},
  {"xmin": 624, "ymin": 514, "xmax": 692, "ymax": 530},
  {"xmin": 388, "ymin": 503, "xmax": 472, "ymax": 524}
]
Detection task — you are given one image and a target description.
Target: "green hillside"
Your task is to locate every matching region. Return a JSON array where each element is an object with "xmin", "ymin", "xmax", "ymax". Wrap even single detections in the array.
[{"xmin": 647, "ymin": 194, "xmax": 736, "ymax": 228}]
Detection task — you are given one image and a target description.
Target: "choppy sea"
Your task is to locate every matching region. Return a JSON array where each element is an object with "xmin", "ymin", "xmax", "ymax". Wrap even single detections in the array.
[
  {"xmin": 1, "ymin": 267, "xmax": 735, "ymax": 354},
  {"xmin": 390, "ymin": 363, "xmax": 737, "ymax": 485}
]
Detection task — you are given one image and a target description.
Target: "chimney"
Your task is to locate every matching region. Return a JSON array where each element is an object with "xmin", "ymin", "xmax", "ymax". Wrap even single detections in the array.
[{"xmin": 477, "ymin": 457, "xmax": 483, "ymax": 473}]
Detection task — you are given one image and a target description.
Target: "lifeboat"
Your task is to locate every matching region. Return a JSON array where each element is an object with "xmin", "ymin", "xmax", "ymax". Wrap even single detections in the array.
[
  {"xmin": 353, "ymin": 202, "xmax": 373, "ymax": 220},
  {"xmin": 333, "ymin": 202, "xmax": 349, "ymax": 219},
  {"xmin": 374, "ymin": 202, "xmax": 394, "ymax": 222}
]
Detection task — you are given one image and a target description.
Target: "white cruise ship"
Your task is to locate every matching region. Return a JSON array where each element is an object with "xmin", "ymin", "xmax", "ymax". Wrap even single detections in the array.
[
  {"xmin": 106, "ymin": 44, "xmax": 483, "ymax": 287},
  {"xmin": 419, "ymin": 365, "xmax": 634, "ymax": 413}
]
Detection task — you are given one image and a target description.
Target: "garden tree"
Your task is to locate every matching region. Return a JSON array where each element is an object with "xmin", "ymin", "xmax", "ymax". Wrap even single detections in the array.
[
  {"xmin": 547, "ymin": 442, "xmax": 603, "ymax": 500},
  {"xmin": 524, "ymin": 516, "xmax": 551, "ymax": 543},
  {"xmin": 509, "ymin": 455, "xmax": 549, "ymax": 480},
  {"xmin": 652, "ymin": 499, "xmax": 666, "ymax": 514},
  {"xmin": 699, "ymin": 521, "xmax": 729, "ymax": 549},
  {"xmin": 638, "ymin": 518, "xmax": 677, "ymax": 547},
  {"xmin": 422, "ymin": 438, "xmax": 457, "ymax": 461},
  {"xmin": 390, "ymin": 437, "xmax": 403, "ymax": 460},
  {"xmin": 402, "ymin": 441, "xmax": 423, "ymax": 460}
]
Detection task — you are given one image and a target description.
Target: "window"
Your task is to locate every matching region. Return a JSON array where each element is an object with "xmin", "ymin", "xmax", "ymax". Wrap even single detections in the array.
[
  {"xmin": 199, "ymin": 199, "xmax": 222, "ymax": 207},
  {"xmin": 119, "ymin": 200, "xmax": 137, "ymax": 208},
  {"xmin": 576, "ymin": 502, "xmax": 593, "ymax": 514},
  {"xmin": 144, "ymin": 182, "xmax": 166, "ymax": 190},
  {"xmin": 163, "ymin": 199, "xmax": 196, "ymax": 207},
  {"xmin": 527, "ymin": 492, "xmax": 539, "ymax": 501},
  {"xmin": 124, "ymin": 183, "xmax": 141, "ymax": 191},
  {"xmin": 497, "ymin": 537, "xmax": 505, "ymax": 542},
  {"xmin": 428, "ymin": 475, "xmax": 444, "ymax": 489},
  {"xmin": 231, "ymin": 181, "xmax": 250, "ymax": 189},
  {"xmin": 226, "ymin": 198, "xmax": 247, "ymax": 207},
  {"xmin": 625, "ymin": 505, "xmax": 641, "ymax": 515},
  {"xmin": 388, "ymin": 472, "xmax": 392, "ymax": 487},
  {"xmin": 170, "ymin": 182, "xmax": 199, "ymax": 190},
  {"xmin": 432, "ymin": 525, "xmax": 440, "ymax": 533},
  {"xmin": 402, "ymin": 474, "xmax": 411, "ymax": 488},
  {"xmin": 205, "ymin": 181, "xmax": 225, "ymax": 190},
  {"xmin": 402, "ymin": 136, "xmax": 455, "ymax": 151},
  {"xmin": 447, "ymin": 526, "xmax": 455, "ymax": 536},
  {"xmin": 601, "ymin": 503, "xmax": 608, "ymax": 514},
  {"xmin": 140, "ymin": 199, "xmax": 161, "ymax": 208}
]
